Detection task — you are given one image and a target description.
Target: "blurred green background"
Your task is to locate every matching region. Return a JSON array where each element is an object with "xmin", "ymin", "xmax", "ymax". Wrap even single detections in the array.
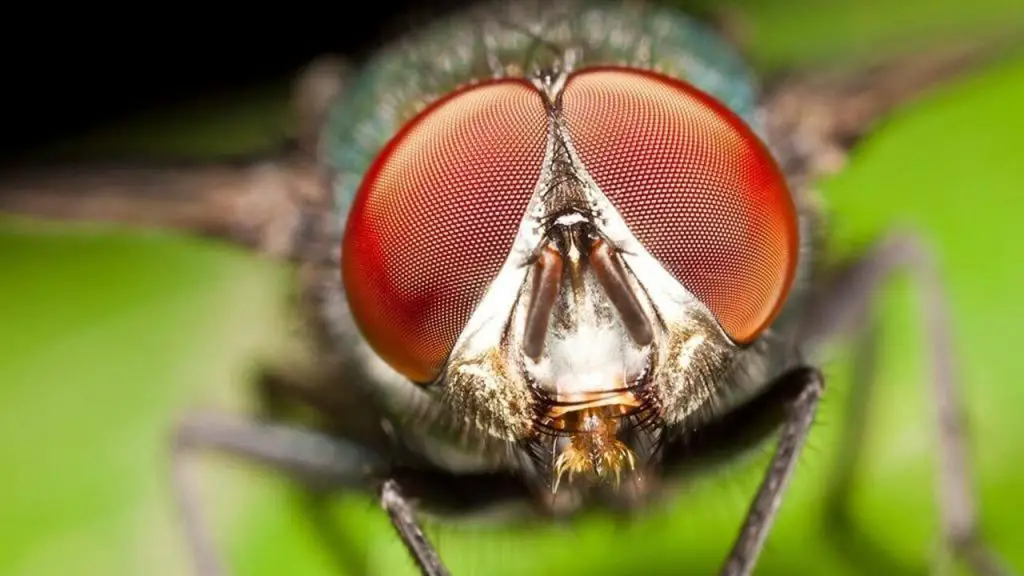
[{"xmin": 1, "ymin": 1, "xmax": 1023, "ymax": 575}]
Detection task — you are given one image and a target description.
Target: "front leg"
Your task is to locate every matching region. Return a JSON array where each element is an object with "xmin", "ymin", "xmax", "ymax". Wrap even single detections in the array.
[
  {"xmin": 171, "ymin": 409, "xmax": 452, "ymax": 576},
  {"xmin": 717, "ymin": 367, "xmax": 826, "ymax": 576},
  {"xmin": 663, "ymin": 365, "xmax": 827, "ymax": 576}
]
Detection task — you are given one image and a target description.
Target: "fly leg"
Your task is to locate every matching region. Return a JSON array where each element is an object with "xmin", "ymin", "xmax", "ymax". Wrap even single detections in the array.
[
  {"xmin": 713, "ymin": 366, "xmax": 826, "ymax": 576},
  {"xmin": 253, "ymin": 370, "xmax": 382, "ymax": 576},
  {"xmin": 171, "ymin": 408, "xmax": 450, "ymax": 576},
  {"xmin": 172, "ymin": 410, "xmax": 381, "ymax": 576},
  {"xmin": 799, "ymin": 231, "xmax": 1009, "ymax": 576},
  {"xmin": 380, "ymin": 479, "xmax": 449, "ymax": 576},
  {"xmin": 256, "ymin": 369, "xmax": 456, "ymax": 576}
]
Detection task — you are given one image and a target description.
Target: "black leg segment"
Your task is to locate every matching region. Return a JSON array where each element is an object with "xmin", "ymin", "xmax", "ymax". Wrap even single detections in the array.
[{"xmin": 717, "ymin": 366, "xmax": 826, "ymax": 576}]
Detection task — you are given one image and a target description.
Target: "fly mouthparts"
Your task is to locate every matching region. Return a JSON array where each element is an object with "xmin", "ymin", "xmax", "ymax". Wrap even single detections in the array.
[{"xmin": 547, "ymin": 405, "xmax": 639, "ymax": 493}]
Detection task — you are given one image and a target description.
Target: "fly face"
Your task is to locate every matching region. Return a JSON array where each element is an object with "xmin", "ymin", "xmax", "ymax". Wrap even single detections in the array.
[{"xmin": 338, "ymin": 16, "xmax": 799, "ymax": 498}]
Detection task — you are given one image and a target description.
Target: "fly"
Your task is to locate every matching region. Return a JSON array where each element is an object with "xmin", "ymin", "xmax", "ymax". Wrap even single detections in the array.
[{"xmin": 0, "ymin": 1, "xmax": 1018, "ymax": 575}]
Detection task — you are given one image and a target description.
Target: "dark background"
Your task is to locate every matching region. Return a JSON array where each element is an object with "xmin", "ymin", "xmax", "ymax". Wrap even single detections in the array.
[
  {"xmin": 0, "ymin": 1, "xmax": 494, "ymax": 159},
  {"xmin": 1, "ymin": 1, "xmax": 731, "ymax": 161}
]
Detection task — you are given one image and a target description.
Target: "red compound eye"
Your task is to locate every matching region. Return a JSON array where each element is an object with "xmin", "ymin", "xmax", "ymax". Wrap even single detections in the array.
[
  {"xmin": 342, "ymin": 79, "xmax": 548, "ymax": 383},
  {"xmin": 562, "ymin": 68, "xmax": 798, "ymax": 343}
]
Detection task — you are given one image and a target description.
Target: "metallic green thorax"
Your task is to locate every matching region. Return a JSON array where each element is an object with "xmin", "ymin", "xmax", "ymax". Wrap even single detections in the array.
[{"xmin": 323, "ymin": 0, "xmax": 760, "ymax": 222}]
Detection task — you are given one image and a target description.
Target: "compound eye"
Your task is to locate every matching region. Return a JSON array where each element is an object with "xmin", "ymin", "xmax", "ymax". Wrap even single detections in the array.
[
  {"xmin": 562, "ymin": 68, "xmax": 799, "ymax": 343},
  {"xmin": 342, "ymin": 80, "xmax": 548, "ymax": 382}
]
